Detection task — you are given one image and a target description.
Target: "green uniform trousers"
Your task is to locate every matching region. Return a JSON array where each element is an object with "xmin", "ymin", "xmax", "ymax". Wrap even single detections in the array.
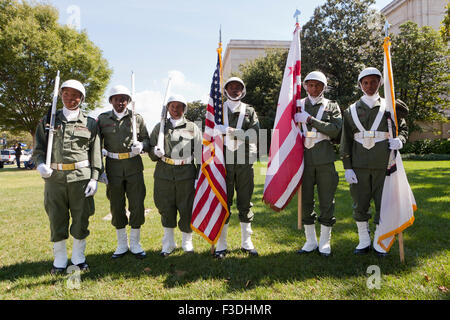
[
  {"xmin": 350, "ymin": 168, "xmax": 386, "ymax": 225},
  {"xmin": 106, "ymin": 172, "xmax": 146, "ymax": 229},
  {"xmin": 44, "ymin": 179, "xmax": 94, "ymax": 242},
  {"xmin": 154, "ymin": 177, "xmax": 195, "ymax": 233},
  {"xmin": 302, "ymin": 163, "xmax": 339, "ymax": 227},
  {"xmin": 225, "ymin": 164, "xmax": 254, "ymax": 224}
]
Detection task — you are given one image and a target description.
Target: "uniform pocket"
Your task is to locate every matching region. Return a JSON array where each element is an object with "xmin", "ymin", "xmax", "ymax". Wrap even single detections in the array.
[{"xmin": 72, "ymin": 127, "xmax": 91, "ymax": 150}]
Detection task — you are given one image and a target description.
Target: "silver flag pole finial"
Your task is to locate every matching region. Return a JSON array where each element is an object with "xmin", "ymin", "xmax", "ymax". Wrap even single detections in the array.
[
  {"xmin": 384, "ymin": 20, "xmax": 390, "ymax": 37},
  {"xmin": 294, "ymin": 9, "xmax": 301, "ymax": 23}
]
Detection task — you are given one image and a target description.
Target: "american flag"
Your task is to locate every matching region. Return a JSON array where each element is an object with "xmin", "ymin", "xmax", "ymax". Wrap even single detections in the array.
[
  {"xmin": 190, "ymin": 52, "xmax": 229, "ymax": 244},
  {"xmin": 263, "ymin": 23, "xmax": 304, "ymax": 211}
]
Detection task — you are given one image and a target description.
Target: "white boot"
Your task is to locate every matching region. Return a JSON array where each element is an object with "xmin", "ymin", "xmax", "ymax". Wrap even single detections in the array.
[
  {"xmin": 71, "ymin": 238, "xmax": 87, "ymax": 266},
  {"xmin": 214, "ymin": 224, "xmax": 228, "ymax": 258},
  {"xmin": 354, "ymin": 221, "xmax": 371, "ymax": 254},
  {"xmin": 161, "ymin": 227, "xmax": 177, "ymax": 256},
  {"xmin": 112, "ymin": 228, "xmax": 129, "ymax": 258},
  {"xmin": 129, "ymin": 228, "xmax": 146, "ymax": 258},
  {"xmin": 318, "ymin": 225, "xmax": 332, "ymax": 256},
  {"xmin": 297, "ymin": 224, "xmax": 318, "ymax": 254},
  {"xmin": 373, "ymin": 224, "xmax": 388, "ymax": 256},
  {"xmin": 240, "ymin": 222, "xmax": 258, "ymax": 256},
  {"xmin": 52, "ymin": 240, "xmax": 68, "ymax": 269},
  {"xmin": 181, "ymin": 232, "xmax": 194, "ymax": 252}
]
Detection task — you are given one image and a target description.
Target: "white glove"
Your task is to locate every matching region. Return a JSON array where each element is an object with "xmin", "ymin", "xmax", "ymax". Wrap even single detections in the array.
[
  {"xmin": 389, "ymin": 138, "xmax": 403, "ymax": 150},
  {"xmin": 84, "ymin": 179, "xmax": 98, "ymax": 197},
  {"xmin": 131, "ymin": 141, "xmax": 143, "ymax": 155},
  {"xmin": 214, "ymin": 125, "xmax": 228, "ymax": 135},
  {"xmin": 37, "ymin": 163, "xmax": 53, "ymax": 179},
  {"xmin": 102, "ymin": 148, "xmax": 108, "ymax": 157},
  {"xmin": 153, "ymin": 146, "xmax": 164, "ymax": 158},
  {"xmin": 98, "ymin": 172, "xmax": 108, "ymax": 185},
  {"xmin": 226, "ymin": 127, "xmax": 236, "ymax": 137},
  {"xmin": 345, "ymin": 169, "xmax": 358, "ymax": 184},
  {"xmin": 295, "ymin": 111, "xmax": 311, "ymax": 123}
]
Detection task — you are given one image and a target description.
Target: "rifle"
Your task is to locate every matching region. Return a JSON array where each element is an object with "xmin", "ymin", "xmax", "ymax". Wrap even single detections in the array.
[
  {"xmin": 45, "ymin": 70, "xmax": 60, "ymax": 167},
  {"xmin": 131, "ymin": 71, "xmax": 138, "ymax": 145},
  {"xmin": 156, "ymin": 77, "xmax": 172, "ymax": 154}
]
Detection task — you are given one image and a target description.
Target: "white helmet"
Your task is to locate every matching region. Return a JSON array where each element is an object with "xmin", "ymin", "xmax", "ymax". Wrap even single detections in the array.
[
  {"xmin": 167, "ymin": 94, "xmax": 187, "ymax": 110},
  {"xmin": 108, "ymin": 85, "xmax": 132, "ymax": 103},
  {"xmin": 60, "ymin": 79, "xmax": 86, "ymax": 103},
  {"xmin": 224, "ymin": 77, "xmax": 246, "ymax": 101},
  {"xmin": 358, "ymin": 67, "xmax": 383, "ymax": 84},
  {"xmin": 303, "ymin": 71, "xmax": 327, "ymax": 87}
]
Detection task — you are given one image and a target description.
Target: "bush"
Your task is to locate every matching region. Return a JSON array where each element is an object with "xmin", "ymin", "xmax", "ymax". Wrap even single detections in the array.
[{"xmin": 402, "ymin": 139, "xmax": 450, "ymax": 155}]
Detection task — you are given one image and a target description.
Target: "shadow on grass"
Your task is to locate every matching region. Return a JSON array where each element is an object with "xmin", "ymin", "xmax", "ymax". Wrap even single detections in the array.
[{"xmin": 0, "ymin": 243, "xmax": 425, "ymax": 294}]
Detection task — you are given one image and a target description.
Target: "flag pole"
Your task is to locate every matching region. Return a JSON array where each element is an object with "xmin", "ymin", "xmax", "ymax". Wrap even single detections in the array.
[
  {"xmin": 209, "ymin": 26, "xmax": 224, "ymax": 255},
  {"xmin": 385, "ymin": 20, "xmax": 404, "ymax": 263},
  {"xmin": 294, "ymin": 9, "xmax": 303, "ymax": 230}
]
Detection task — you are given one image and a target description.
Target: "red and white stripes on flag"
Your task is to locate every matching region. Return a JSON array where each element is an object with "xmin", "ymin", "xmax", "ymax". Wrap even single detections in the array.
[
  {"xmin": 378, "ymin": 35, "xmax": 416, "ymax": 251},
  {"xmin": 263, "ymin": 23, "xmax": 304, "ymax": 211},
  {"xmin": 191, "ymin": 50, "xmax": 229, "ymax": 245}
]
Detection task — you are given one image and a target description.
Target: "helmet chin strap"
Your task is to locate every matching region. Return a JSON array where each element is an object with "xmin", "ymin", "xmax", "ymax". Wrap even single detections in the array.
[{"xmin": 307, "ymin": 87, "xmax": 326, "ymax": 105}]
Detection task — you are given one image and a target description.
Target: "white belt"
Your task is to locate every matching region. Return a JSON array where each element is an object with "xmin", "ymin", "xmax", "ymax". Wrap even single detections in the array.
[
  {"xmin": 354, "ymin": 131, "xmax": 389, "ymax": 149},
  {"xmin": 303, "ymin": 132, "xmax": 330, "ymax": 149},
  {"xmin": 161, "ymin": 156, "xmax": 192, "ymax": 165},
  {"xmin": 105, "ymin": 151, "xmax": 138, "ymax": 160},
  {"xmin": 50, "ymin": 160, "xmax": 90, "ymax": 171}
]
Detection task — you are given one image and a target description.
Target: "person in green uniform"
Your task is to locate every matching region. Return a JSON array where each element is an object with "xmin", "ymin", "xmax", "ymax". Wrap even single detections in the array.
[
  {"xmin": 213, "ymin": 77, "xmax": 260, "ymax": 259},
  {"xmin": 97, "ymin": 85, "xmax": 151, "ymax": 259},
  {"xmin": 340, "ymin": 67, "xmax": 408, "ymax": 256},
  {"xmin": 33, "ymin": 79, "xmax": 102, "ymax": 274},
  {"xmin": 294, "ymin": 71, "xmax": 342, "ymax": 257},
  {"xmin": 148, "ymin": 94, "xmax": 202, "ymax": 257}
]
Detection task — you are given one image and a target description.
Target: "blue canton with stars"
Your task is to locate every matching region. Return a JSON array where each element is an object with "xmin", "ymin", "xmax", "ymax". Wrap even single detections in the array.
[{"xmin": 210, "ymin": 55, "xmax": 223, "ymax": 125}]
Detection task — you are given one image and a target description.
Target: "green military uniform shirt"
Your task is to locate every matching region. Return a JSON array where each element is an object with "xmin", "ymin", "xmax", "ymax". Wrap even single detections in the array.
[
  {"xmin": 33, "ymin": 109, "xmax": 102, "ymax": 183},
  {"xmin": 149, "ymin": 117, "xmax": 202, "ymax": 232},
  {"xmin": 340, "ymin": 99, "xmax": 408, "ymax": 170},
  {"xmin": 302, "ymin": 98, "xmax": 342, "ymax": 166},
  {"xmin": 224, "ymin": 103, "xmax": 260, "ymax": 165},
  {"xmin": 97, "ymin": 109, "xmax": 151, "ymax": 177},
  {"xmin": 149, "ymin": 117, "xmax": 202, "ymax": 181}
]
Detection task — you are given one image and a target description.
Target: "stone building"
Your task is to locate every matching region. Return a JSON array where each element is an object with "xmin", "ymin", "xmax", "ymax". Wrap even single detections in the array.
[
  {"xmin": 222, "ymin": 40, "xmax": 290, "ymax": 80},
  {"xmin": 381, "ymin": 0, "xmax": 447, "ymax": 34}
]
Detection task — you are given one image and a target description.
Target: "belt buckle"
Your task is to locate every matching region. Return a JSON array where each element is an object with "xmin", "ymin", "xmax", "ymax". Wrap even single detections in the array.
[
  {"xmin": 364, "ymin": 131, "xmax": 375, "ymax": 138},
  {"xmin": 62, "ymin": 163, "xmax": 75, "ymax": 170},
  {"xmin": 164, "ymin": 157, "xmax": 175, "ymax": 165},
  {"xmin": 118, "ymin": 153, "xmax": 130, "ymax": 160}
]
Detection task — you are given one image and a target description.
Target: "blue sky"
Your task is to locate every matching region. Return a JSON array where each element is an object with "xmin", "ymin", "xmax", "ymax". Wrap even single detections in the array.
[{"xmin": 47, "ymin": 0, "xmax": 394, "ymax": 129}]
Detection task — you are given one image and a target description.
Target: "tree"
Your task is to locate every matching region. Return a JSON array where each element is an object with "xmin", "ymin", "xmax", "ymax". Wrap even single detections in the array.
[
  {"xmin": 391, "ymin": 22, "xmax": 449, "ymax": 133},
  {"xmin": 0, "ymin": 0, "xmax": 112, "ymax": 143},
  {"xmin": 440, "ymin": 3, "xmax": 450, "ymax": 44},
  {"xmin": 301, "ymin": 0, "xmax": 384, "ymax": 109},
  {"xmin": 185, "ymin": 100, "xmax": 207, "ymax": 130},
  {"xmin": 239, "ymin": 48, "xmax": 288, "ymax": 131}
]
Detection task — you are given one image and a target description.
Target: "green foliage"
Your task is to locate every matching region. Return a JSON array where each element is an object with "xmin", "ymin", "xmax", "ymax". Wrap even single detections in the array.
[
  {"xmin": 0, "ymin": 0, "xmax": 112, "ymax": 137},
  {"xmin": 402, "ymin": 139, "xmax": 450, "ymax": 155},
  {"xmin": 392, "ymin": 22, "xmax": 449, "ymax": 133},
  {"xmin": 185, "ymin": 100, "xmax": 206, "ymax": 129},
  {"xmin": 440, "ymin": 3, "xmax": 450, "ymax": 44},
  {"xmin": 239, "ymin": 49, "xmax": 288, "ymax": 131}
]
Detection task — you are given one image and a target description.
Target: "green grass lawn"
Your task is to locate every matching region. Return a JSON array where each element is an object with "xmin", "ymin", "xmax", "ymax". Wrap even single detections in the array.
[{"xmin": 0, "ymin": 157, "xmax": 448, "ymax": 300}]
